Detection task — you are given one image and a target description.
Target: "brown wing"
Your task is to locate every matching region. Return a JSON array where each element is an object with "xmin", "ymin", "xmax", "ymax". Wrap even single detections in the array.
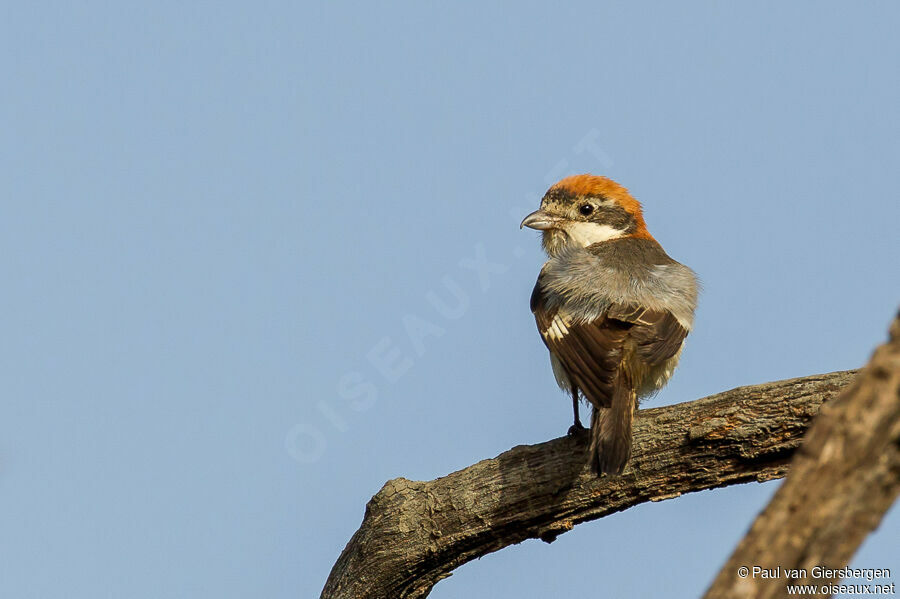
[
  {"xmin": 606, "ymin": 303, "xmax": 688, "ymax": 364},
  {"xmin": 532, "ymin": 281, "xmax": 687, "ymax": 409}
]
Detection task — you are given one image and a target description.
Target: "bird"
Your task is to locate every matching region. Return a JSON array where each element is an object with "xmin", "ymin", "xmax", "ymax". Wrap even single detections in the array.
[{"xmin": 521, "ymin": 174, "xmax": 698, "ymax": 475}]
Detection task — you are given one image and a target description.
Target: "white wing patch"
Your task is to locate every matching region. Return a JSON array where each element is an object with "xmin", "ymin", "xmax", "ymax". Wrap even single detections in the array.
[{"xmin": 545, "ymin": 314, "xmax": 570, "ymax": 340}]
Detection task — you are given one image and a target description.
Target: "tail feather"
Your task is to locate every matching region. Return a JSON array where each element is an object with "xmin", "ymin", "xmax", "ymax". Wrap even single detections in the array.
[{"xmin": 589, "ymin": 370, "xmax": 636, "ymax": 475}]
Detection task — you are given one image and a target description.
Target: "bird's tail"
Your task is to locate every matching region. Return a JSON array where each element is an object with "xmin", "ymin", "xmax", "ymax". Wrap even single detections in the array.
[{"xmin": 590, "ymin": 369, "xmax": 636, "ymax": 475}]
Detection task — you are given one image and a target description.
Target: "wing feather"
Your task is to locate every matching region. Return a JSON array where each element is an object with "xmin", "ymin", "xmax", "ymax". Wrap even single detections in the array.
[{"xmin": 531, "ymin": 279, "xmax": 688, "ymax": 409}]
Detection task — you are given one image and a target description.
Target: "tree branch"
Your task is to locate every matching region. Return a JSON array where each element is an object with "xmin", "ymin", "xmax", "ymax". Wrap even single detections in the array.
[
  {"xmin": 321, "ymin": 369, "xmax": 857, "ymax": 599},
  {"xmin": 705, "ymin": 313, "xmax": 900, "ymax": 598}
]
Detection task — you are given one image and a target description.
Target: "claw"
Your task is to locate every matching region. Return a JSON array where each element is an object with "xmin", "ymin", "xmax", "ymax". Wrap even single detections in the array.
[{"xmin": 567, "ymin": 422, "xmax": 587, "ymax": 437}]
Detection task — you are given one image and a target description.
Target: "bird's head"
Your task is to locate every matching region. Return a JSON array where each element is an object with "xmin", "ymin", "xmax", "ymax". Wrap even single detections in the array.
[{"xmin": 520, "ymin": 174, "xmax": 653, "ymax": 256}]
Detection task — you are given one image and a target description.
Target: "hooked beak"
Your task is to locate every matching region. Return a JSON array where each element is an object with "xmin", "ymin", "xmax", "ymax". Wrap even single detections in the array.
[{"xmin": 520, "ymin": 210, "xmax": 561, "ymax": 231}]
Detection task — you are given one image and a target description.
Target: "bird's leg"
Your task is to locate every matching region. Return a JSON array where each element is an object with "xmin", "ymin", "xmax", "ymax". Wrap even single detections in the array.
[{"xmin": 567, "ymin": 384, "xmax": 587, "ymax": 436}]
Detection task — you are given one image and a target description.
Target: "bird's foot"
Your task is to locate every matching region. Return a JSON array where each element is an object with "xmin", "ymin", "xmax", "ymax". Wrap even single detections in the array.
[{"xmin": 567, "ymin": 421, "xmax": 587, "ymax": 437}]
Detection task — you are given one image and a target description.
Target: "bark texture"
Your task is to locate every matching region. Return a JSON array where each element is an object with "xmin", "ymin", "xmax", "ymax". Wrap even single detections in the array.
[
  {"xmin": 322, "ymin": 370, "xmax": 858, "ymax": 599},
  {"xmin": 705, "ymin": 315, "xmax": 900, "ymax": 598}
]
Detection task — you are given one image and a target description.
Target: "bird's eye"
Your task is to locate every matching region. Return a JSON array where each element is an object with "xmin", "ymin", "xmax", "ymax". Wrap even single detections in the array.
[{"xmin": 579, "ymin": 204, "xmax": 594, "ymax": 216}]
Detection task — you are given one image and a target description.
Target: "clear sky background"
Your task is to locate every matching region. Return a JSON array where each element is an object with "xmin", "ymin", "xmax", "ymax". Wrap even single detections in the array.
[{"xmin": 2, "ymin": 3, "xmax": 898, "ymax": 598}]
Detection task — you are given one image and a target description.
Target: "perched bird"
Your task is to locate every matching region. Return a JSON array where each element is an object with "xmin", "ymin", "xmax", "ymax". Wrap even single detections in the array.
[{"xmin": 521, "ymin": 175, "xmax": 698, "ymax": 475}]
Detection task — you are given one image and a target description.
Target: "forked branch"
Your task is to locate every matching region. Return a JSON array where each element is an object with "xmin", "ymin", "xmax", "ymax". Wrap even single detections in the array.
[
  {"xmin": 705, "ymin": 313, "xmax": 900, "ymax": 598},
  {"xmin": 322, "ymin": 369, "xmax": 860, "ymax": 598}
]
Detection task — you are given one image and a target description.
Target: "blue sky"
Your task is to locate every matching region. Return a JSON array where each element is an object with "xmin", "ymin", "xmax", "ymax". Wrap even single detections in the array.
[{"xmin": 1, "ymin": 3, "xmax": 898, "ymax": 598}]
